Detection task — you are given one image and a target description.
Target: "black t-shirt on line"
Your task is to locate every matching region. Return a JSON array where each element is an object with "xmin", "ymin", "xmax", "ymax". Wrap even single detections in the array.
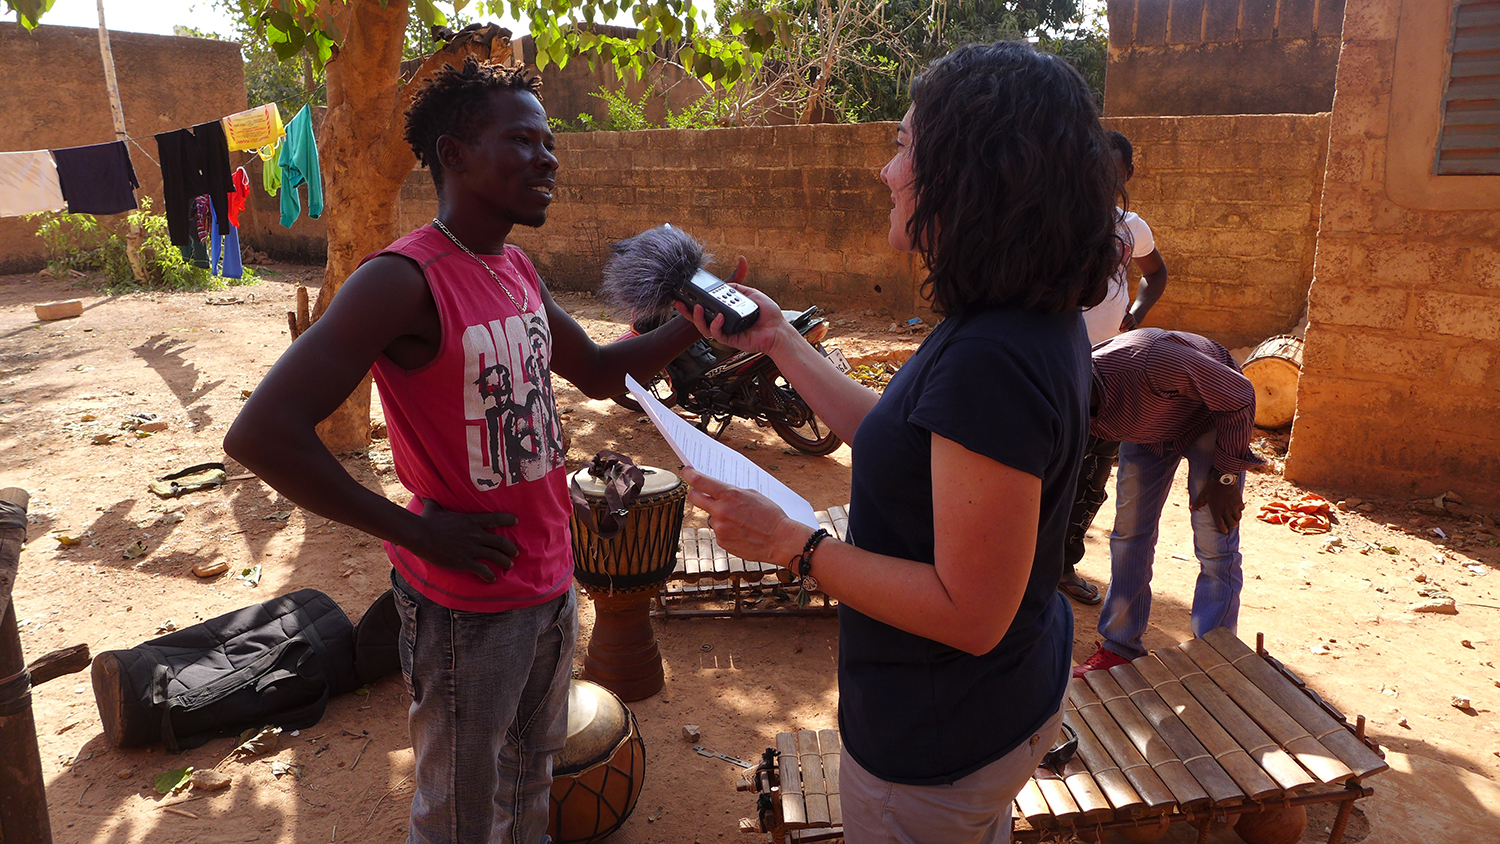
[{"xmin": 840, "ymin": 306, "xmax": 1089, "ymax": 785}]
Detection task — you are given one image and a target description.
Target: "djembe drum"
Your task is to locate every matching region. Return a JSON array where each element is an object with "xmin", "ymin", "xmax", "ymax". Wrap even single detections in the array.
[
  {"xmin": 1242, "ymin": 335, "xmax": 1304, "ymax": 429},
  {"xmin": 569, "ymin": 465, "xmax": 686, "ymax": 701},
  {"xmin": 548, "ymin": 679, "xmax": 646, "ymax": 844}
]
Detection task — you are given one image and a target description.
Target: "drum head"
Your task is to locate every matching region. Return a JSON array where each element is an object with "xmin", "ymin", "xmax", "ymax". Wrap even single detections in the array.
[
  {"xmin": 569, "ymin": 465, "xmax": 680, "ymax": 498},
  {"xmin": 556, "ymin": 679, "xmax": 631, "ymax": 775}
]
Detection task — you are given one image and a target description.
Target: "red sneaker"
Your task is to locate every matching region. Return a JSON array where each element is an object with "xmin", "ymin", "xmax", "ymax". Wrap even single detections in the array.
[{"xmin": 1071, "ymin": 644, "xmax": 1129, "ymax": 679}]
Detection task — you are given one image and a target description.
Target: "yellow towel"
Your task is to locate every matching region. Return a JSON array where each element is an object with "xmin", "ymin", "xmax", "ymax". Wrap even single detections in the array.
[{"xmin": 222, "ymin": 104, "xmax": 285, "ymax": 152}]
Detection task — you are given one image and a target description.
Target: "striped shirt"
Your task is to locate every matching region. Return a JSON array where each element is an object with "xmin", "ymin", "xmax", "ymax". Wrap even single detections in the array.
[{"xmin": 1090, "ymin": 329, "xmax": 1263, "ymax": 473}]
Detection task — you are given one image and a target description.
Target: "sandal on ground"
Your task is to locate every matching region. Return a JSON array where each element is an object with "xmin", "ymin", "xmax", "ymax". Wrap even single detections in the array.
[{"xmin": 1058, "ymin": 573, "xmax": 1102, "ymax": 605}]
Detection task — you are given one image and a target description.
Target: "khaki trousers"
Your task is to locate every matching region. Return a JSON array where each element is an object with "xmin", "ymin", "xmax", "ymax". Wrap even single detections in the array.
[{"xmin": 839, "ymin": 707, "xmax": 1064, "ymax": 844}]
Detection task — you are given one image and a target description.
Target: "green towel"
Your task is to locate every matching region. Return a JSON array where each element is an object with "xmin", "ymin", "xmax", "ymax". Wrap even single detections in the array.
[
  {"xmin": 260, "ymin": 138, "xmax": 282, "ymax": 197},
  {"xmin": 279, "ymin": 105, "xmax": 323, "ymax": 227}
]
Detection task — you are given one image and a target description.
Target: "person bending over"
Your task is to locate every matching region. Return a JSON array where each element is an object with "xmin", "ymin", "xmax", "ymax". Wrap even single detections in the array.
[
  {"xmin": 676, "ymin": 42, "xmax": 1118, "ymax": 843},
  {"xmin": 224, "ymin": 59, "xmax": 727, "ymax": 844},
  {"xmin": 1072, "ymin": 329, "xmax": 1261, "ymax": 678}
]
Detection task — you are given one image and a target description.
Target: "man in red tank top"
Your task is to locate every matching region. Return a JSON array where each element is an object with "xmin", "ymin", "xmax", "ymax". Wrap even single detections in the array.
[{"xmin": 225, "ymin": 59, "xmax": 732, "ymax": 844}]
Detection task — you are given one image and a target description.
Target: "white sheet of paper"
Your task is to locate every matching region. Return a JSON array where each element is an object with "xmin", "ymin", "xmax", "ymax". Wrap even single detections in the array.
[{"xmin": 625, "ymin": 374, "xmax": 820, "ymax": 529}]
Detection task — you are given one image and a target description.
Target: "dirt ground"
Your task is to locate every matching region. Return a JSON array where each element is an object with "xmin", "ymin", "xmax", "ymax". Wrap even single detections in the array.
[{"xmin": 2, "ymin": 267, "xmax": 1498, "ymax": 844}]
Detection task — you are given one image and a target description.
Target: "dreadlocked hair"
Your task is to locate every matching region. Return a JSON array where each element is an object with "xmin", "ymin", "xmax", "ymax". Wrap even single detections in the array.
[{"xmin": 403, "ymin": 56, "xmax": 544, "ymax": 189}]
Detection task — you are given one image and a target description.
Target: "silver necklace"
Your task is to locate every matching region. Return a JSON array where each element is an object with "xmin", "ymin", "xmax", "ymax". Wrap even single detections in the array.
[{"xmin": 431, "ymin": 218, "xmax": 531, "ymax": 313}]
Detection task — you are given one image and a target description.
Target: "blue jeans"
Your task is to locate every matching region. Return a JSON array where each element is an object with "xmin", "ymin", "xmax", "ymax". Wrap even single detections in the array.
[
  {"xmin": 1098, "ymin": 430, "xmax": 1243, "ymax": 660},
  {"xmin": 392, "ymin": 570, "xmax": 578, "ymax": 844},
  {"xmin": 207, "ymin": 200, "xmax": 242, "ymax": 279}
]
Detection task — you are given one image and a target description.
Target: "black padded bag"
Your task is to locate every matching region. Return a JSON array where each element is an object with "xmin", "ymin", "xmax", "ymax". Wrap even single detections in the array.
[
  {"xmin": 353, "ymin": 588, "xmax": 401, "ymax": 686},
  {"xmin": 91, "ymin": 589, "xmax": 358, "ymax": 751}
]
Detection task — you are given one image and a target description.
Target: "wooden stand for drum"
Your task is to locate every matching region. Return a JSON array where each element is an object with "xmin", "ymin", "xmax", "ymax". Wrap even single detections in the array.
[
  {"xmin": 1242, "ymin": 336, "xmax": 1304, "ymax": 429},
  {"xmin": 549, "ymin": 679, "xmax": 646, "ymax": 844},
  {"xmin": 569, "ymin": 466, "xmax": 686, "ymax": 701}
]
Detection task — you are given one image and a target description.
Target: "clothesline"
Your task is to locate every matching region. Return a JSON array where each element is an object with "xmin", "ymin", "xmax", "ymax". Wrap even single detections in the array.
[
  {"xmin": 128, "ymin": 138, "xmax": 158, "ymax": 169},
  {"xmin": 42, "ymin": 84, "xmax": 329, "ymax": 152},
  {"xmin": 0, "ymin": 87, "xmax": 325, "ymax": 281}
]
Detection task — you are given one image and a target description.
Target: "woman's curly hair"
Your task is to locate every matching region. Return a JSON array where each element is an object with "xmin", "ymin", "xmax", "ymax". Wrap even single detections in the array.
[
  {"xmin": 905, "ymin": 41, "xmax": 1120, "ymax": 316},
  {"xmin": 403, "ymin": 56, "xmax": 543, "ymax": 189}
]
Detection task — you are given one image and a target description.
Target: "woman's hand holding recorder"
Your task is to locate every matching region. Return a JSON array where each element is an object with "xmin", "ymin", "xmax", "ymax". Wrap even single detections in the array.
[{"xmin": 674, "ymin": 263, "xmax": 797, "ymax": 357}]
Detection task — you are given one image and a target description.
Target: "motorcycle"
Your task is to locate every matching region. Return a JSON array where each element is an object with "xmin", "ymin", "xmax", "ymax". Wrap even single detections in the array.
[{"xmin": 611, "ymin": 307, "xmax": 844, "ymax": 456}]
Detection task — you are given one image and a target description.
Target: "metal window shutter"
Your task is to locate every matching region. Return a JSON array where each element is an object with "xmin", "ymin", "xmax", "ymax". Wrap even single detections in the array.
[{"xmin": 1436, "ymin": 0, "xmax": 1500, "ymax": 175}]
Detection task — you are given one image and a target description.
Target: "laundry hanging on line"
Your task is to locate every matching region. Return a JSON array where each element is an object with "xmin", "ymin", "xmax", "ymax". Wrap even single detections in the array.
[
  {"xmin": 259, "ymin": 138, "xmax": 282, "ymax": 197},
  {"xmin": 222, "ymin": 103, "xmax": 284, "ymax": 152},
  {"xmin": 155, "ymin": 121, "xmax": 234, "ymax": 257},
  {"xmin": 51, "ymin": 140, "xmax": 140, "ymax": 216},
  {"xmin": 181, "ymin": 193, "xmax": 242, "ymax": 280},
  {"xmin": 209, "ymin": 196, "xmax": 242, "ymax": 280},
  {"xmin": 0, "ymin": 150, "xmax": 66, "ymax": 217},
  {"xmin": 278, "ymin": 104, "xmax": 323, "ymax": 228},
  {"xmin": 228, "ymin": 167, "xmax": 250, "ymax": 227},
  {"xmin": 1, "ymin": 96, "xmax": 322, "ymax": 229}
]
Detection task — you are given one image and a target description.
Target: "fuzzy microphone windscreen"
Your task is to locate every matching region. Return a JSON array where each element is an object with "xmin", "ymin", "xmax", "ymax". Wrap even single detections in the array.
[{"xmin": 599, "ymin": 225, "xmax": 713, "ymax": 318}]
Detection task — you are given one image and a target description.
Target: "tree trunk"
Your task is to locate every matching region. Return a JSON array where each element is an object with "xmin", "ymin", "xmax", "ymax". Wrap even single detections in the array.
[{"xmin": 300, "ymin": 1, "xmax": 513, "ymax": 453}]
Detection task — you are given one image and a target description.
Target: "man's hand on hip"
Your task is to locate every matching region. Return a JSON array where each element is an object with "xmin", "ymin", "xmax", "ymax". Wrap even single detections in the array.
[{"xmin": 406, "ymin": 498, "xmax": 522, "ymax": 582}]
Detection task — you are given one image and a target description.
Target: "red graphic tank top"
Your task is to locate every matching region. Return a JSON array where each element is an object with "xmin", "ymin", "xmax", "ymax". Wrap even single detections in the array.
[{"xmin": 367, "ymin": 226, "xmax": 571, "ymax": 612}]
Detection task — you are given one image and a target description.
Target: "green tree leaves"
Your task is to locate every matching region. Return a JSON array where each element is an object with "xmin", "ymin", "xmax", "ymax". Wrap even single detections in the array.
[
  {"xmin": 5, "ymin": 0, "xmax": 55, "ymax": 30},
  {"xmin": 11, "ymin": 0, "xmax": 785, "ymax": 99},
  {"xmin": 12, "ymin": 0, "xmax": 1099, "ymax": 127},
  {"xmin": 412, "ymin": 0, "xmax": 449, "ymax": 29}
]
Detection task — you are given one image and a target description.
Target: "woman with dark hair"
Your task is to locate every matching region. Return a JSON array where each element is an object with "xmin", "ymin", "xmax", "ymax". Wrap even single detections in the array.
[{"xmin": 678, "ymin": 41, "xmax": 1117, "ymax": 842}]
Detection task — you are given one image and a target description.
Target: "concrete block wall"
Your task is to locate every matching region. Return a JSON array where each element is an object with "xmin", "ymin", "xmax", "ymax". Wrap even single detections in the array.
[
  {"xmin": 396, "ymin": 115, "xmax": 1324, "ymax": 338},
  {"xmin": 1286, "ymin": 0, "xmax": 1500, "ymax": 504},
  {"xmin": 1106, "ymin": 0, "xmax": 1344, "ymax": 116},
  {"xmin": 1103, "ymin": 113, "xmax": 1330, "ymax": 349},
  {"xmin": 399, "ymin": 123, "xmax": 925, "ymax": 317}
]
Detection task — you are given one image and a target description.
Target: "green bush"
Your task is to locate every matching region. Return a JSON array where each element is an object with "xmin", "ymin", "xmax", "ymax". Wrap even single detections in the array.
[
  {"xmin": 548, "ymin": 84, "xmax": 724, "ymax": 132},
  {"xmin": 664, "ymin": 98, "xmax": 728, "ymax": 130},
  {"xmin": 29, "ymin": 199, "xmax": 256, "ymax": 292},
  {"xmin": 591, "ymin": 87, "xmax": 655, "ymax": 132}
]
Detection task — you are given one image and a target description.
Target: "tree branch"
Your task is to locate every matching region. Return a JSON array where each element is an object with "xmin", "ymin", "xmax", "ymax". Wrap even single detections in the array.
[{"xmin": 394, "ymin": 23, "xmax": 515, "ymax": 124}]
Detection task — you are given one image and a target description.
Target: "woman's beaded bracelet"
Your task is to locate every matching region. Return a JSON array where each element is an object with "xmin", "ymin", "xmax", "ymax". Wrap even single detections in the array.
[{"xmin": 793, "ymin": 528, "xmax": 831, "ymax": 600}]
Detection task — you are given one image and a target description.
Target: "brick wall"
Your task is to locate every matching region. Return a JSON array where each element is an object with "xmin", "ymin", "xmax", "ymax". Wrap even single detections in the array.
[
  {"xmin": 397, "ymin": 123, "xmax": 926, "ymax": 317},
  {"xmin": 1106, "ymin": 0, "xmax": 1344, "ymax": 116},
  {"xmin": 392, "ymin": 116, "xmax": 1326, "ymax": 337},
  {"xmin": 1285, "ymin": 0, "xmax": 1500, "ymax": 504},
  {"xmin": 1103, "ymin": 113, "xmax": 1329, "ymax": 349}
]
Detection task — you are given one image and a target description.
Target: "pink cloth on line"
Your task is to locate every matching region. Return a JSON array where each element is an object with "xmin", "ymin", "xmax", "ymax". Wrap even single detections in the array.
[{"xmin": 227, "ymin": 167, "xmax": 249, "ymax": 227}]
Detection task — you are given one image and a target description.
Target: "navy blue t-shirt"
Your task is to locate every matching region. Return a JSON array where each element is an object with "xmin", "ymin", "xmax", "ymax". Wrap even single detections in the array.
[{"xmin": 839, "ymin": 307, "xmax": 1088, "ymax": 785}]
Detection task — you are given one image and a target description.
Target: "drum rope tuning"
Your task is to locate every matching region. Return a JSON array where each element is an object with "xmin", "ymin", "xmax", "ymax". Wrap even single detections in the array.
[
  {"xmin": 570, "ymin": 463, "xmax": 686, "ymax": 701},
  {"xmin": 570, "ymin": 466, "xmax": 687, "ymax": 595}
]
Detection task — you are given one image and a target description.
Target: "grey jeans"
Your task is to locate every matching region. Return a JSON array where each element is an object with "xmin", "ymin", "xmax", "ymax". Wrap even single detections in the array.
[
  {"xmin": 392, "ymin": 570, "xmax": 579, "ymax": 844},
  {"xmin": 840, "ymin": 707, "xmax": 1065, "ymax": 844}
]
